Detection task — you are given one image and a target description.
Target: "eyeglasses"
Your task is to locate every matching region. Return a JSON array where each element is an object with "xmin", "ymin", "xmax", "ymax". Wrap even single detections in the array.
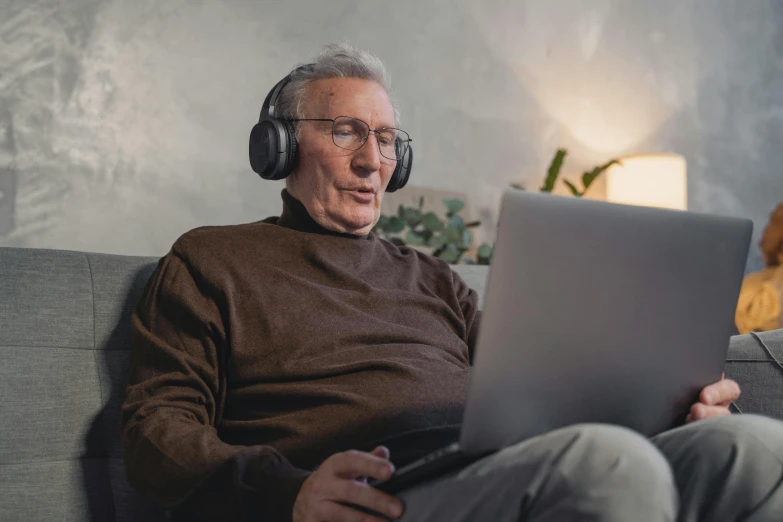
[{"xmin": 288, "ymin": 116, "xmax": 411, "ymax": 162}]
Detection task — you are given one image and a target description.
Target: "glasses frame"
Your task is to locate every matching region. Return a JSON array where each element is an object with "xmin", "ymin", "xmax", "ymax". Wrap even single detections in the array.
[{"xmin": 288, "ymin": 116, "xmax": 412, "ymax": 162}]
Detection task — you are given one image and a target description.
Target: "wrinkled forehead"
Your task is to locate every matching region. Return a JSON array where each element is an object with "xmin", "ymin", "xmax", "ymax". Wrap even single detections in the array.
[{"xmin": 305, "ymin": 77, "xmax": 396, "ymax": 128}]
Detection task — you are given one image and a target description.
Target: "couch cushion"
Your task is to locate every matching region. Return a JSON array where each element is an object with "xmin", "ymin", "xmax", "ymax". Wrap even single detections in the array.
[
  {"xmin": 97, "ymin": 350, "xmax": 135, "ymax": 458},
  {"xmin": 0, "ymin": 247, "xmax": 164, "ymax": 522},
  {"xmin": 88, "ymin": 253, "xmax": 158, "ymax": 350},
  {"xmin": 0, "ymin": 459, "xmax": 115, "ymax": 522},
  {"xmin": 726, "ymin": 329, "xmax": 783, "ymax": 419},
  {"xmin": 0, "ymin": 248, "xmax": 93, "ymax": 348},
  {"xmin": 0, "ymin": 346, "xmax": 103, "ymax": 463}
]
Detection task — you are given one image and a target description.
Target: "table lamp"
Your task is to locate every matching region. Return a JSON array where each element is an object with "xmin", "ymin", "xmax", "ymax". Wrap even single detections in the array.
[{"xmin": 606, "ymin": 153, "xmax": 687, "ymax": 211}]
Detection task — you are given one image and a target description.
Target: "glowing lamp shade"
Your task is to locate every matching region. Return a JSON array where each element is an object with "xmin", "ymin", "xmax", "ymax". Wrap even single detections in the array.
[{"xmin": 606, "ymin": 154, "xmax": 688, "ymax": 211}]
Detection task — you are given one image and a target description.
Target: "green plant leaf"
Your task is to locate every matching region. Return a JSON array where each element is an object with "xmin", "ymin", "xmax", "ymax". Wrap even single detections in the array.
[
  {"xmin": 387, "ymin": 216, "xmax": 406, "ymax": 233},
  {"xmin": 438, "ymin": 244, "xmax": 462, "ymax": 263},
  {"xmin": 443, "ymin": 199, "xmax": 465, "ymax": 214},
  {"xmin": 405, "ymin": 229, "xmax": 426, "ymax": 245},
  {"xmin": 510, "ymin": 183, "xmax": 526, "ymax": 190},
  {"xmin": 461, "ymin": 229, "xmax": 473, "ymax": 249},
  {"xmin": 402, "ymin": 207, "xmax": 421, "ymax": 227},
  {"xmin": 421, "ymin": 212, "xmax": 444, "ymax": 231},
  {"xmin": 477, "ymin": 243, "xmax": 493, "ymax": 260},
  {"xmin": 390, "ymin": 237, "xmax": 406, "ymax": 247},
  {"xmin": 541, "ymin": 148, "xmax": 567, "ymax": 192},
  {"xmin": 429, "ymin": 233, "xmax": 447, "ymax": 250},
  {"xmin": 562, "ymin": 179, "xmax": 581, "ymax": 196},
  {"xmin": 442, "ymin": 227, "xmax": 460, "ymax": 244},
  {"xmin": 418, "ymin": 196, "xmax": 424, "ymax": 210},
  {"xmin": 397, "ymin": 204, "xmax": 406, "ymax": 219},
  {"xmin": 448, "ymin": 213, "xmax": 465, "ymax": 230},
  {"xmin": 581, "ymin": 159, "xmax": 620, "ymax": 191}
]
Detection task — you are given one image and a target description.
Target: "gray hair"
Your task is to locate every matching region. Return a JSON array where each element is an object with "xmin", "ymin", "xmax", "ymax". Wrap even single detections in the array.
[{"xmin": 275, "ymin": 43, "xmax": 400, "ymax": 137}]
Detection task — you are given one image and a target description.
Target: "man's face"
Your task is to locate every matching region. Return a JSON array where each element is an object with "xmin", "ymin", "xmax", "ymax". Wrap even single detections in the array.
[{"xmin": 285, "ymin": 77, "xmax": 397, "ymax": 236}]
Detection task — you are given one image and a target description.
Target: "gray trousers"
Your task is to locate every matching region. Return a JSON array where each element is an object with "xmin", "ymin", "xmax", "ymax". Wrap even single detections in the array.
[{"xmin": 397, "ymin": 415, "xmax": 783, "ymax": 521}]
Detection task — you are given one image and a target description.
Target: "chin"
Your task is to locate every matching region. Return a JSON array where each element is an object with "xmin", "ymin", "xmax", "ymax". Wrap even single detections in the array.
[
  {"xmin": 345, "ymin": 208, "xmax": 376, "ymax": 227},
  {"xmin": 341, "ymin": 217, "xmax": 376, "ymax": 235},
  {"xmin": 346, "ymin": 221, "xmax": 375, "ymax": 235}
]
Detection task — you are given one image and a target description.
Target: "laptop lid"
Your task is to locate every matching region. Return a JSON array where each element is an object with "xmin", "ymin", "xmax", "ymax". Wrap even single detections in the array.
[{"xmin": 460, "ymin": 190, "xmax": 752, "ymax": 455}]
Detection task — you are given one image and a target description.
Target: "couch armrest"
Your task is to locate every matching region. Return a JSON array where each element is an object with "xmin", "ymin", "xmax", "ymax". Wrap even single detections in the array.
[{"xmin": 725, "ymin": 329, "xmax": 783, "ymax": 420}]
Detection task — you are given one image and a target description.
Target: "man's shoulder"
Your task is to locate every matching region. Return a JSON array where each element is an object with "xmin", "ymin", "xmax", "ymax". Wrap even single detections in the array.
[{"xmin": 170, "ymin": 218, "xmax": 279, "ymax": 263}]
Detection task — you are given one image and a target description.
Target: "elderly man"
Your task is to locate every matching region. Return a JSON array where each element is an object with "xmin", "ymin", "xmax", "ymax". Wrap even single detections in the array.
[{"xmin": 121, "ymin": 44, "xmax": 783, "ymax": 522}]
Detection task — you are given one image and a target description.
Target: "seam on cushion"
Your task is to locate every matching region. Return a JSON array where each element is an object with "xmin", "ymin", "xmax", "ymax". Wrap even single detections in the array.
[
  {"xmin": 0, "ymin": 456, "xmax": 122, "ymax": 467},
  {"xmin": 0, "ymin": 344, "xmax": 130, "ymax": 351},
  {"xmin": 85, "ymin": 253, "xmax": 119, "ymax": 522},
  {"xmin": 85, "ymin": 253, "xmax": 97, "ymax": 350},
  {"xmin": 726, "ymin": 359, "xmax": 783, "ymax": 363}
]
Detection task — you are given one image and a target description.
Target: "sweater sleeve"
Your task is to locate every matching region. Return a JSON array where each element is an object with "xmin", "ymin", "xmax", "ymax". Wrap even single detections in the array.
[{"xmin": 121, "ymin": 243, "xmax": 310, "ymax": 522}]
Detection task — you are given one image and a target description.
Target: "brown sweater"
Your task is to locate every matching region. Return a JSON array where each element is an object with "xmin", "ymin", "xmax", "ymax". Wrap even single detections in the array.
[{"xmin": 121, "ymin": 189, "xmax": 482, "ymax": 521}]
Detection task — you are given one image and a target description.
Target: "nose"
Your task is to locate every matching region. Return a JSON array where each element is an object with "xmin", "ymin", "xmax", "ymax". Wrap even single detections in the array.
[{"xmin": 351, "ymin": 133, "xmax": 382, "ymax": 173}]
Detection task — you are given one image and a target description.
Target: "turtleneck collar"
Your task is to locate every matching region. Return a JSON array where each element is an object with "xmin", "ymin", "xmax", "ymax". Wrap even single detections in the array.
[{"xmin": 276, "ymin": 189, "xmax": 371, "ymax": 240}]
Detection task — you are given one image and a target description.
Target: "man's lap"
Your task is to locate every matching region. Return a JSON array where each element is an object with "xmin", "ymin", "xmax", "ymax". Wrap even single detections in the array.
[{"xmin": 393, "ymin": 415, "xmax": 783, "ymax": 522}]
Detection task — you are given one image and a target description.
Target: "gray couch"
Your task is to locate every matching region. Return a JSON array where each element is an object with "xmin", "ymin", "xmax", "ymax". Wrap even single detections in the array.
[{"xmin": 1, "ymin": 246, "xmax": 782, "ymax": 521}]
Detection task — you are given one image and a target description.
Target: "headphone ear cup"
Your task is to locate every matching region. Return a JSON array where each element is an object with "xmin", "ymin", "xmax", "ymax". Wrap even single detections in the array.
[
  {"xmin": 250, "ymin": 119, "xmax": 297, "ymax": 181},
  {"xmin": 249, "ymin": 121, "xmax": 279, "ymax": 179},
  {"xmin": 386, "ymin": 140, "xmax": 412, "ymax": 193}
]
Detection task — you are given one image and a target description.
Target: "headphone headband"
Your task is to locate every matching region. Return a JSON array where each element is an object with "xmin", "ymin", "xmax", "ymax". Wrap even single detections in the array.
[{"xmin": 260, "ymin": 64, "xmax": 314, "ymax": 122}]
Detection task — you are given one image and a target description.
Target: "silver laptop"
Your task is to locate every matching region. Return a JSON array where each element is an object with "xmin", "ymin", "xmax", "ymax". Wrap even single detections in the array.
[{"xmin": 371, "ymin": 189, "xmax": 752, "ymax": 494}]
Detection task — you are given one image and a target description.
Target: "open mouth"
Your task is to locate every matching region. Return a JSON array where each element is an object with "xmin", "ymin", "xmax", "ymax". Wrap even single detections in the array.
[{"xmin": 347, "ymin": 188, "xmax": 375, "ymax": 202}]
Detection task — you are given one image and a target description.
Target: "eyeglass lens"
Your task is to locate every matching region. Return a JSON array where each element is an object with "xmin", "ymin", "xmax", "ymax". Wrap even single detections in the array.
[{"xmin": 331, "ymin": 116, "xmax": 408, "ymax": 161}]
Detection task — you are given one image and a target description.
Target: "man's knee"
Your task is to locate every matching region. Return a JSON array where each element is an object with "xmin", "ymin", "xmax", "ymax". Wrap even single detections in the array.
[
  {"xmin": 651, "ymin": 414, "xmax": 783, "ymax": 518},
  {"xmin": 498, "ymin": 424, "xmax": 678, "ymax": 520},
  {"xmin": 553, "ymin": 424, "xmax": 674, "ymax": 486},
  {"xmin": 498, "ymin": 424, "xmax": 676, "ymax": 500},
  {"xmin": 659, "ymin": 414, "xmax": 783, "ymax": 470}
]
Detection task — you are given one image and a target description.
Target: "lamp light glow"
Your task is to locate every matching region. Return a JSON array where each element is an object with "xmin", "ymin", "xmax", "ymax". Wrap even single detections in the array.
[{"xmin": 606, "ymin": 154, "xmax": 687, "ymax": 211}]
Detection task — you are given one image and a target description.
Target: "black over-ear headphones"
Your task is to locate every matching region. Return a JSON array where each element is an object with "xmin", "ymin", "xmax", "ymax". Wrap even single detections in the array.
[{"xmin": 248, "ymin": 65, "xmax": 412, "ymax": 192}]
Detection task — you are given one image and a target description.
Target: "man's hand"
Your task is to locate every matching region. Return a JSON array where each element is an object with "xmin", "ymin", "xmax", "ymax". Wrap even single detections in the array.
[
  {"xmin": 292, "ymin": 446, "xmax": 405, "ymax": 522},
  {"xmin": 686, "ymin": 374, "xmax": 741, "ymax": 423}
]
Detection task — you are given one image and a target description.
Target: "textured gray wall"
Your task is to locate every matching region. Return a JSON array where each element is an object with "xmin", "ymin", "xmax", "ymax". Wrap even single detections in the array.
[{"xmin": 1, "ymin": 0, "xmax": 781, "ymax": 272}]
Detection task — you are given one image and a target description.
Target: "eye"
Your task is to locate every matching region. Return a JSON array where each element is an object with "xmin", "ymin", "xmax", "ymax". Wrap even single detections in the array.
[
  {"xmin": 334, "ymin": 123, "xmax": 360, "ymax": 135},
  {"xmin": 378, "ymin": 131, "xmax": 396, "ymax": 146}
]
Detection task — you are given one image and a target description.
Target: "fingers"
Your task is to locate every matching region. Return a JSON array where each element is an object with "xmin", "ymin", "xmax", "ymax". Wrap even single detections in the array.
[
  {"xmin": 332, "ymin": 450, "xmax": 395, "ymax": 481},
  {"xmin": 686, "ymin": 402, "xmax": 732, "ymax": 422},
  {"xmin": 700, "ymin": 378, "xmax": 741, "ymax": 406},
  {"xmin": 295, "ymin": 448, "xmax": 405, "ymax": 522},
  {"xmin": 316, "ymin": 450, "xmax": 403, "ymax": 519},
  {"xmin": 356, "ymin": 447, "xmax": 390, "ymax": 483},
  {"xmin": 336, "ymin": 480, "xmax": 404, "ymax": 520}
]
